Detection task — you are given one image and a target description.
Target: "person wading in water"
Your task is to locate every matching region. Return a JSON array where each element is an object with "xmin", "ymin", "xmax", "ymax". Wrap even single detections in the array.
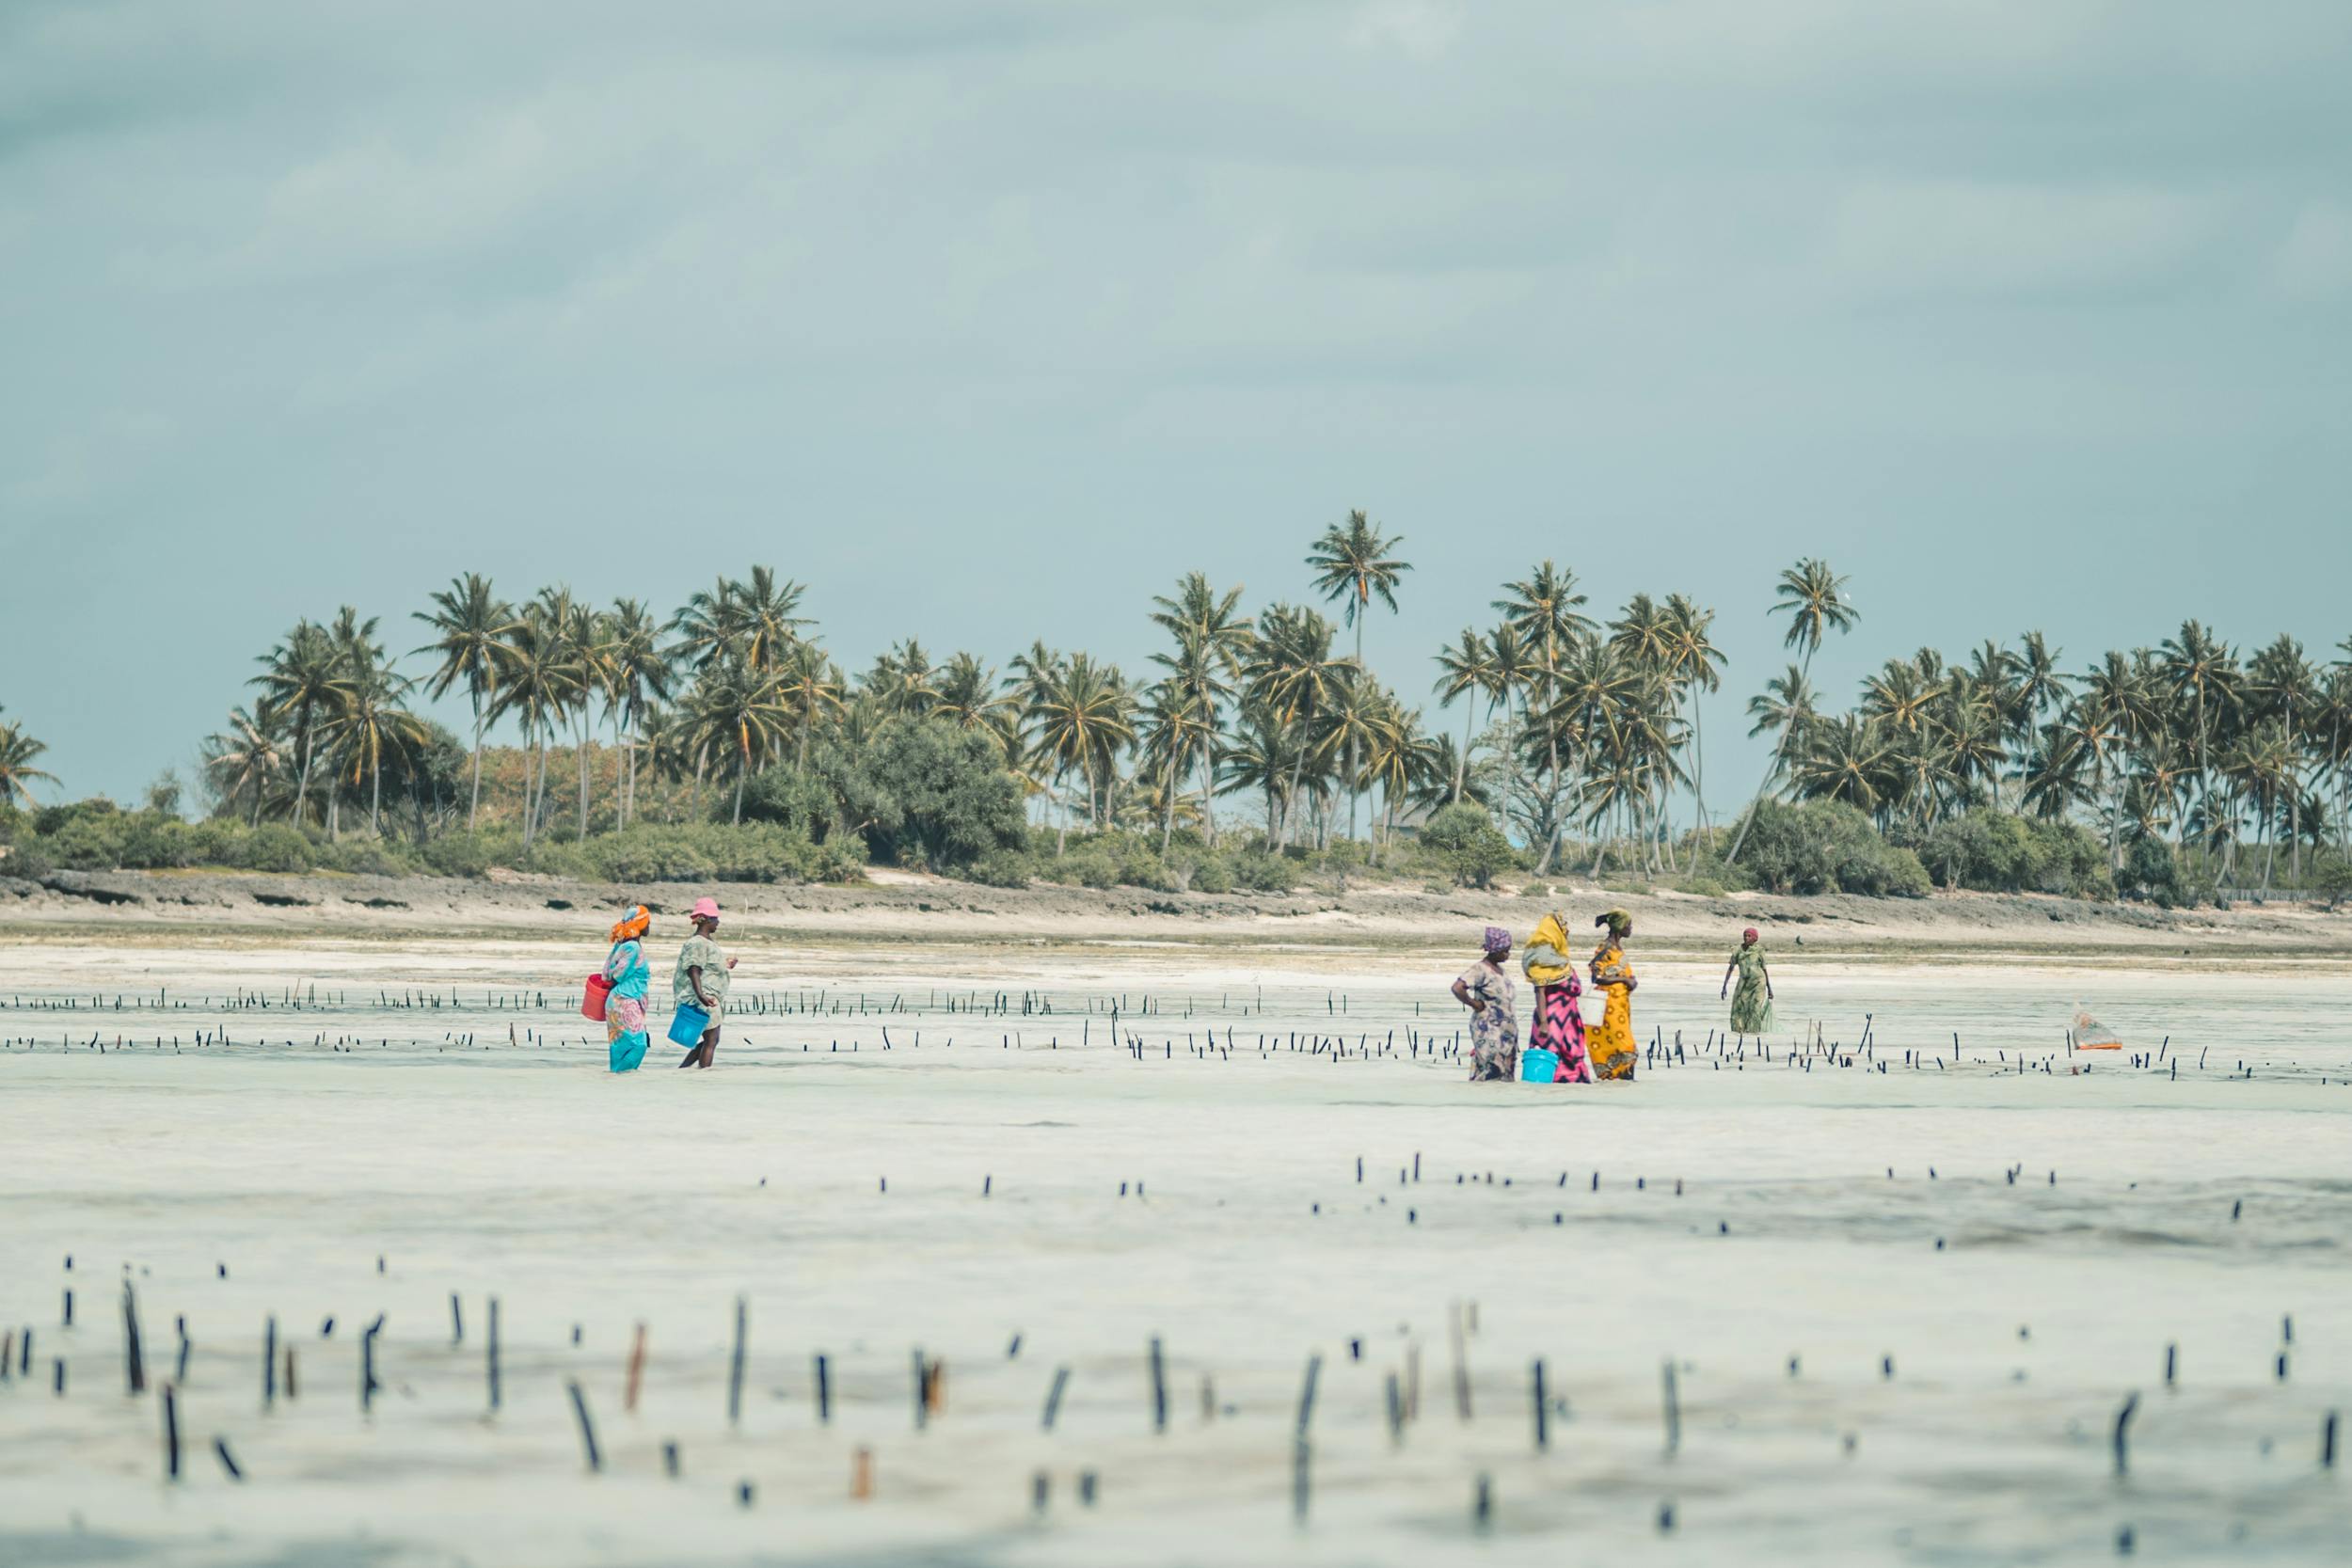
[{"xmin": 674, "ymin": 896, "xmax": 735, "ymax": 1069}]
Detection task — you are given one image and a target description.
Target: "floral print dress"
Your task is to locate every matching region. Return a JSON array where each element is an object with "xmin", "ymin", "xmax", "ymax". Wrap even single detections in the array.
[{"xmin": 1458, "ymin": 959, "xmax": 1519, "ymax": 1081}]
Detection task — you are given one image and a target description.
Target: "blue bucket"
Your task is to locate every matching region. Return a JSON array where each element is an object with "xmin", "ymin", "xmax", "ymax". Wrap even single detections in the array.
[
  {"xmin": 666, "ymin": 1003, "xmax": 710, "ymax": 1047},
  {"xmin": 1520, "ymin": 1048, "xmax": 1559, "ymax": 1085}
]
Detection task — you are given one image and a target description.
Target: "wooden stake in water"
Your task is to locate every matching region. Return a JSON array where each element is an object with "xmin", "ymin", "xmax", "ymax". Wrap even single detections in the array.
[
  {"xmin": 2113, "ymin": 1391, "xmax": 2139, "ymax": 1476},
  {"xmin": 1449, "ymin": 1303, "xmax": 1471, "ymax": 1421},
  {"xmin": 727, "ymin": 1297, "xmax": 746, "ymax": 1428},
  {"xmin": 161, "ymin": 1382, "xmax": 181, "ymax": 1481},
  {"xmin": 567, "ymin": 1380, "xmax": 602, "ymax": 1472},
  {"xmin": 1148, "ymin": 1335, "xmax": 1167, "ymax": 1438},
  {"xmin": 485, "ymin": 1297, "xmax": 501, "ymax": 1413},
  {"xmin": 625, "ymin": 1323, "xmax": 646, "ymax": 1413},
  {"xmin": 122, "ymin": 1281, "xmax": 147, "ymax": 1396},
  {"xmin": 1042, "ymin": 1366, "xmax": 1071, "ymax": 1431},
  {"xmin": 1532, "ymin": 1360, "xmax": 1549, "ymax": 1450},
  {"xmin": 1661, "ymin": 1360, "xmax": 1681, "ymax": 1455}
]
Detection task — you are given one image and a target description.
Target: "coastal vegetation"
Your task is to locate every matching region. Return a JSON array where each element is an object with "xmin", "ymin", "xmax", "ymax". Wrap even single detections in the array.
[{"xmin": 5, "ymin": 525, "xmax": 2352, "ymax": 907}]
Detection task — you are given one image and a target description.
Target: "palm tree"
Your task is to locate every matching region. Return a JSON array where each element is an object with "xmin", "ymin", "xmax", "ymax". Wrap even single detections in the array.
[
  {"xmin": 487, "ymin": 606, "xmax": 578, "ymax": 849},
  {"xmin": 0, "ymin": 717, "xmax": 58, "ymax": 808},
  {"xmin": 1244, "ymin": 604, "xmax": 1352, "ymax": 852},
  {"xmin": 1025, "ymin": 653, "xmax": 1137, "ymax": 850},
  {"xmin": 1662, "ymin": 594, "xmax": 1724, "ymax": 834},
  {"xmin": 1307, "ymin": 510, "xmax": 1410, "ymax": 842},
  {"xmin": 251, "ymin": 620, "xmax": 345, "ymax": 829},
  {"xmin": 732, "ymin": 566, "xmax": 810, "ymax": 672},
  {"xmin": 1432, "ymin": 627, "xmax": 1494, "ymax": 802},
  {"xmin": 532, "ymin": 587, "xmax": 608, "ymax": 842},
  {"xmin": 1149, "ymin": 573, "xmax": 1253, "ymax": 847},
  {"xmin": 866, "ymin": 641, "xmax": 942, "ymax": 718},
  {"xmin": 775, "ymin": 642, "xmax": 846, "ymax": 769},
  {"xmin": 603, "ymin": 598, "xmax": 672, "ymax": 829},
  {"xmin": 1791, "ymin": 714, "xmax": 1893, "ymax": 815},
  {"xmin": 2248, "ymin": 635, "xmax": 2318, "ymax": 880},
  {"xmin": 1136, "ymin": 677, "xmax": 1215, "ymax": 851},
  {"xmin": 202, "ymin": 704, "xmax": 285, "ymax": 826},
  {"xmin": 691, "ymin": 657, "xmax": 791, "ymax": 826},
  {"xmin": 2159, "ymin": 621, "xmax": 2239, "ymax": 859},
  {"xmin": 1744, "ymin": 663, "xmax": 1818, "ymax": 795},
  {"xmin": 1494, "ymin": 562, "xmax": 1593, "ymax": 872},
  {"xmin": 410, "ymin": 574, "xmax": 516, "ymax": 832},
  {"xmin": 1726, "ymin": 559, "xmax": 1858, "ymax": 865},
  {"xmin": 324, "ymin": 644, "xmax": 427, "ymax": 838}
]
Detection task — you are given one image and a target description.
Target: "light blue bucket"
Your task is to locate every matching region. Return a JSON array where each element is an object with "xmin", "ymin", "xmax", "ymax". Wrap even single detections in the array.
[
  {"xmin": 666, "ymin": 1003, "xmax": 710, "ymax": 1047},
  {"xmin": 1520, "ymin": 1047, "xmax": 1559, "ymax": 1084}
]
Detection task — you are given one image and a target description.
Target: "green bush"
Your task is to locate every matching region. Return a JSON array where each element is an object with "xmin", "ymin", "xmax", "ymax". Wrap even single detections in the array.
[
  {"xmin": 1915, "ymin": 810, "xmax": 2113, "ymax": 897},
  {"xmin": 1186, "ymin": 854, "xmax": 1234, "ymax": 895},
  {"xmin": 2119, "ymin": 836, "xmax": 2187, "ymax": 909},
  {"xmin": 1735, "ymin": 800, "xmax": 1930, "ymax": 897},
  {"xmin": 1231, "ymin": 851, "xmax": 1298, "ymax": 893},
  {"xmin": 963, "ymin": 848, "xmax": 1033, "ymax": 889},
  {"xmin": 2312, "ymin": 854, "xmax": 2352, "ymax": 911},
  {"xmin": 1418, "ymin": 802, "xmax": 1518, "ymax": 890}
]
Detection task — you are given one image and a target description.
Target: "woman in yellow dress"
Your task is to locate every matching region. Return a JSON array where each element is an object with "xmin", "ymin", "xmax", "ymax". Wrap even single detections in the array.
[{"xmin": 1586, "ymin": 909, "xmax": 1639, "ymax": 1080}]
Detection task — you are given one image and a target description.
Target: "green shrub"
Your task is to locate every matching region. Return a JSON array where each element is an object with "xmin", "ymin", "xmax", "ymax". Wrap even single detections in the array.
[
  {"xmin": 2119, "ymin": 836, "xmax": 2187, "ymax": 909},
  {"xmin": 1186, "ymin": 854, "xmax": 1234, "ymax": 895},
  {"xmin": 1735, "ymin": 800, "xmax": 1929, "ymax": 897},
  {"xmin": 1231, "ymin": 852, "xmax": 1298, "ymax": 893},
  {"xmin": 2312, "ymin": 854, "xmax": 2352, "ymax": 911},
  {"xmin": 963, "ymin": 848, "xmax": 1033, "ymax": 889},
  {"xmin": 1915, "ymin": 810, "xmax": 2113, "ymax": 897},
  {"xmin": 1418, "ymin": 802, "xmax": 1518, "ymax": 890}
]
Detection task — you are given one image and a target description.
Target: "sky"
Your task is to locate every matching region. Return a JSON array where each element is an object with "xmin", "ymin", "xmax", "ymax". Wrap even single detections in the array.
[{"xmin": 4, "ymin": 0, "xmax": 2349, "ymax": 815}]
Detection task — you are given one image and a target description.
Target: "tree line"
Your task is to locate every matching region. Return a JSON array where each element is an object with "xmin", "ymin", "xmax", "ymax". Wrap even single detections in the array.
[{"xmin": 6, "ymin": 518, "xmax": 2350, "ymax": 897}]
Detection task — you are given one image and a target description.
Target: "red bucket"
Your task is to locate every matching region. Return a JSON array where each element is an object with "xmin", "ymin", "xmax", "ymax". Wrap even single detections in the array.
[{"xmin": 581, "ymin": 974, "xmax": 613, "ymax": 1022}]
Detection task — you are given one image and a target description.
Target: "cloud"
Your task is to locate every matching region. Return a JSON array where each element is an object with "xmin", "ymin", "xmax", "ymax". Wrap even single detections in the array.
[
  {"xmin": 1346, "ymin": 0, "xmax": 1464, "ymax": 56},
  {"xmin": 2266, "ymin": 199, "xmax": 2352, "ymax": 301},
  {"xmin": 1822, "ymin": 180, "xmax": 2223, "ymax": 298}
]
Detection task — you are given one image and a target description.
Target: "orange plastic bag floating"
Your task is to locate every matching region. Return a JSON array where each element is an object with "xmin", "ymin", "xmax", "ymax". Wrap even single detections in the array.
[{"xmin": 2073, "ymin": 1007, "xmax": 2122, "ymax": 1050}]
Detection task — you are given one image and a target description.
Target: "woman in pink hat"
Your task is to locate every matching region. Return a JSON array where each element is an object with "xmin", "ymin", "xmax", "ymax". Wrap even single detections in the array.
[{"xmin": 673, "ymin": 896, "xmax": 736, "ymax": 1069}]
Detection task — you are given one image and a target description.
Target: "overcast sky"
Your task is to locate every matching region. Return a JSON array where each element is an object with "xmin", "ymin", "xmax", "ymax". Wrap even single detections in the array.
[{"xmin": 5, "ymin": 0, "xmax": 2348, "ymax": 812}]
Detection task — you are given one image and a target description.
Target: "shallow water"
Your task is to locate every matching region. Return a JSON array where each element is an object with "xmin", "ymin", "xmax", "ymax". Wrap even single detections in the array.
[{"xmin": 2, "ymin": 942, "xmax": 2346, "ymax": 1565}]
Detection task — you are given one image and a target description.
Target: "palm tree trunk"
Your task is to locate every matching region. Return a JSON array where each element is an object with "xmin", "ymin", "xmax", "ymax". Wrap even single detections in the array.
[
  {"xmin": 577, "ymin": 717, "xmax": 592, "ymax": 842},
  {"xmin": 369, "ymin": 751, "xmax": 383, "ymax": 837},
  {"xmin": 1457, "ymin": 703, "xmax": 1473, "ymax": 802},
  {"xmin": 733, "ymin": 751, "xmax": 748, "ymax": 827},
  {"xmin": 1198, "ymin": 728, "xmax": 1216, "ymax": 848},
  {"xmin": 468, "ymin": 696, "xmax": 485, "ymax": 833}
]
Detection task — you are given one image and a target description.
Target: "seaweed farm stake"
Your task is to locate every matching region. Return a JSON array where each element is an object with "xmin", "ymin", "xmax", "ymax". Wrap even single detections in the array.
[
  {"xmin": 1532, "ymin": 1360, "xmax": 1548, "ymax": 1450},
  {"xmin": 161, "ymin": 1382, "xmax": 181, "ymax": 1481},
  {"xmin": 567, "ymin": 1380, "xmax": 602, "ymax": 1472},
  {"xmin": 122, "ymin": 1281, "xmax": 147, "ymax": 1396},
  {"xmin": 485, "ymin": 1297, "xmax": 501, "ymax": 1413},
  {"xmin": 1041, "ymin": 1366, "xmax": 1071, "ymax": 1431},
  {"xmin": 727, "ymin": 1297, "xmax": 746, "ymax": 1427},
  {"xmin": 2114, "ymin": 1391, "xmax": 2139, "ymax": 1475},
  {"xmin": 1150, "ymin": 1337, "xmax": 1168, "ymax": 1433},
  {"xmin": 624, "ymin": 1323, "xmax": 646, "ymax": 1413},
  {"xmin": 1662, "ymin": 1360, "xmax": 1680, "ymax": 1454},
  {"xmin": 815, "ymin": 1354, "xmax": 832, "ymax": 1423}
]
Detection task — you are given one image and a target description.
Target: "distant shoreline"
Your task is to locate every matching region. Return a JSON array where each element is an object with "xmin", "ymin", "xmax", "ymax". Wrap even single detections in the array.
[{"xmin": 7, "ymin": 866, "xmax": 2347, "ymax": 963}]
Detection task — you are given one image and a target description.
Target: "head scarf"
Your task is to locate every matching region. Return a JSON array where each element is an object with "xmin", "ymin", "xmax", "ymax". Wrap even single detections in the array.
[
  {"xmin": 1482, "ymin": 925, "xmax": 1512, "ymax": 956},
  {"xmin": 1596, "ymin": 909, "xmax": 1632, "ymax": 941},
  {"xmin": 1742, "ymin": 927, "xmax": 1759, "ymax": 944},
  {"xmin": 610, "ymin": 904, "xmax": 652, "ymax": 943},
  {"xmin": 1523, "ymin": 912, "xmax": 1574, "ymax": 984}
]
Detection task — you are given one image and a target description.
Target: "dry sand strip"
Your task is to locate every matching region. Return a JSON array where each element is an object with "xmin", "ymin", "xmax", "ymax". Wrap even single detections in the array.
[{"xmin": 6, "ymin": 868, "xmax": 2351, "ymax": 964}]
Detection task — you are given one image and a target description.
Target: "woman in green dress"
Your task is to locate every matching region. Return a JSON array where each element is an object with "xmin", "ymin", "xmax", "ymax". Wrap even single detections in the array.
[{"xmin": 1721, "ymin": 927, "xmax": 1774, "ymax": 1037}]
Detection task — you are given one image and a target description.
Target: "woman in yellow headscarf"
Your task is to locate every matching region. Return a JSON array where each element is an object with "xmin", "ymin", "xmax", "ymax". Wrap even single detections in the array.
[{"xmin": 1586, "ymin": 910, "xmax": 1638, "ymax": 1081}]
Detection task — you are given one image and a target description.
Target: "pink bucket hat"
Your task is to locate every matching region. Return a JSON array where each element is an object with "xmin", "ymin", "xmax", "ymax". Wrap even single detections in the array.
[{"xmin": 690, "ymin": 896, "xmax": 722, "ymax": 921}]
